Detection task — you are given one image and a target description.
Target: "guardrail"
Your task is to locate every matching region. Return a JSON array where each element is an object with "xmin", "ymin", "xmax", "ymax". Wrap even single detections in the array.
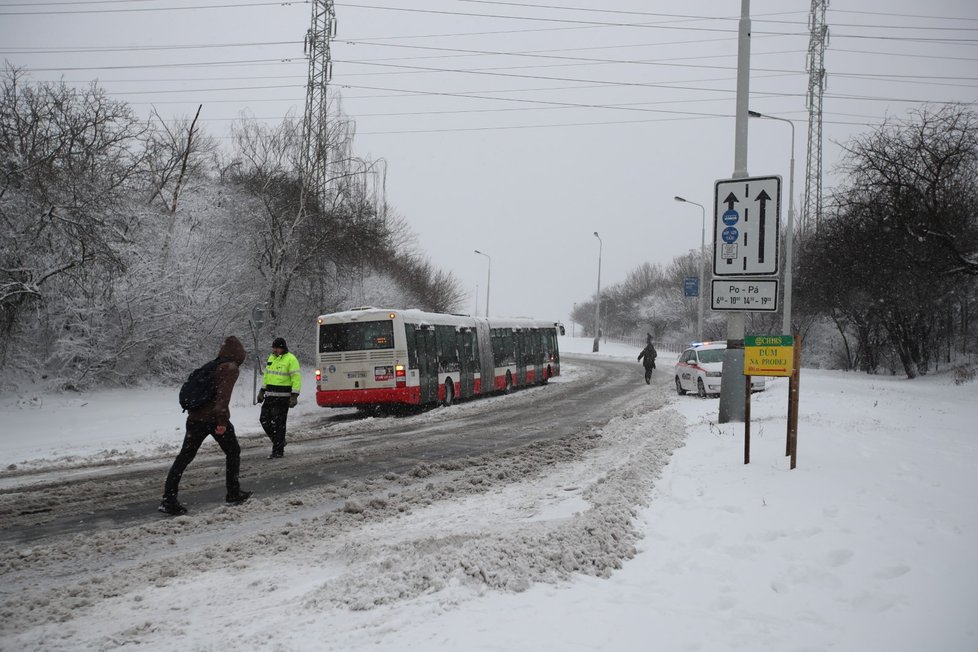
[{"xmin": 600, "ymin": 335, "xmax": 687, "ymax": 354}]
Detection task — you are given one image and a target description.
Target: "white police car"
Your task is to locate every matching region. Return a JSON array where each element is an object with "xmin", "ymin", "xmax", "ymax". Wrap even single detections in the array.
[{"xmin": 674, "ymin": 342, "xmax": 766, "ymax": 398}]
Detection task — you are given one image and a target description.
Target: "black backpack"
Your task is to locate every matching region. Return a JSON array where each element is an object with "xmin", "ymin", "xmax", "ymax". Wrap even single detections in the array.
[{"xmin": 178, "ymin": 359, "xmax": 220, "ymax": 412}]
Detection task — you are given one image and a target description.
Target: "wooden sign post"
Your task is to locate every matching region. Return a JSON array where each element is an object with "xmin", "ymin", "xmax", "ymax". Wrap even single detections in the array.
[{"xmin": 743, "ymin": 334, "xmax": 800, "ymax": 469}]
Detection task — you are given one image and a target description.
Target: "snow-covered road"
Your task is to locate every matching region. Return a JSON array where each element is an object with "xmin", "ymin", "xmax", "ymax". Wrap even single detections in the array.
[
  {"xmin": 0, "ymin": 355, "xmax": 666, "ymax": 543},
  {"xmin": 0, "ymin": 354, "xmax": 688, "ymax": 649}
]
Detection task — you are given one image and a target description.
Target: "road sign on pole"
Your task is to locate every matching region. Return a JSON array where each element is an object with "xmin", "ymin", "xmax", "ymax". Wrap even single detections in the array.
[
  {"xmin": 683, "ymin": 277, "xmax": 699, "ymax": 297},
  {"xmin": 713, "ymin": 176, "xmax": 781, "ymax": 276},
  {"xmin": 251, "ymin": 304, "xmax": 266, "ymax": 330},
  {"xmin": 711, "ymin": 279, "xmax": 779, "ymax": 312}
]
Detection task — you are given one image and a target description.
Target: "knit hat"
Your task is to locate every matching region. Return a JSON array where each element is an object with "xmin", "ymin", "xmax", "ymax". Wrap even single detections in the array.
[{"xmin": 272, "ymin": 337, "xmax": 288, "ymax": 350}]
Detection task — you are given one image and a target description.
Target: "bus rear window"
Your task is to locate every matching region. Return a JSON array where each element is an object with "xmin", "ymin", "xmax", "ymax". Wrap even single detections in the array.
[{"xmin": 319, "ymin": 320, "xmax": 395, "ymax": 353}]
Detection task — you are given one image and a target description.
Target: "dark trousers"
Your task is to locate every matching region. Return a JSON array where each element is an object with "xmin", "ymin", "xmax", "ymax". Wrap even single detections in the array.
[
  {"xmin": 644, "ymin": 365, "xmax": 655, "ymax": 384},
  {"xmin": 260, "ymin": 396, "xmax": 290, "ymax": 455},
  {"xmin": 163, "ymin": 419, "xmax": 241, "ymax": 499}
]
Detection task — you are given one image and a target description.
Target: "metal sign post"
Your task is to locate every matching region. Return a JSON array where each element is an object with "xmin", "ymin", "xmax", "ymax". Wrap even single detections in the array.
[
  {"xmin": 712, "ymin": 172, "xmax": 782, "ymax": 422},
  {"xmin": 249, "ymin": 304, "xmax": 266, "ymax": 405}
]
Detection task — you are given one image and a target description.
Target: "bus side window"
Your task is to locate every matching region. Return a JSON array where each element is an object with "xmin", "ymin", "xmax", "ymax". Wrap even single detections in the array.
[
  {"xmin": 435, "ymin": 325, "xmax": 459, "ymax": 373},
  {"xmin": 469, "ymin": 331, "xmax": 480, "ymax": 373},
  {"xmin": 405, "ymin": 323, "xmax": 418, "ymax": 369}
]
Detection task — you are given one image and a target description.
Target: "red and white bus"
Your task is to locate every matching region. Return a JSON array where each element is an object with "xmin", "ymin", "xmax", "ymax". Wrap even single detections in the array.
[{"xmin": 314, "ymin": 307, "xmax": 563, "ymax": 409}]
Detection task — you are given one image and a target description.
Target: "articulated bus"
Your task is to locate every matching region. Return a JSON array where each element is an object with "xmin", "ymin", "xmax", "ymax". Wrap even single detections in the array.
[{"xmin": 315, "ymin": 307, "xmax": 564, "ymax": 409}]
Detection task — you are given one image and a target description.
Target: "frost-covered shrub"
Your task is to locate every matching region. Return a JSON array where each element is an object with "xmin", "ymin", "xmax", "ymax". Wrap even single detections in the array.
[{"xmin": 953, "ymin": 365, "xmax": 976, "ymax": 386}]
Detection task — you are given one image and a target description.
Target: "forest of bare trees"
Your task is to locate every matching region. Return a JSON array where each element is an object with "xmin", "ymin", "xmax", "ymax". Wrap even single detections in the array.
[
  {"xmin": 573, "ymin": 105, "xmax": 978, "ymax": 378},
  {"xmin": 0, "ymin": 68, "xmax": 463, "ymax": 389}
]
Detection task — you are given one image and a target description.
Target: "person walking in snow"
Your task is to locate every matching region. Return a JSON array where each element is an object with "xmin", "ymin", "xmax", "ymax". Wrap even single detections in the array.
[
  {"xmin": 256, "ymin": 337, "xmax": 301, "ymax": 459},
  {"xmin": 160, "ymin": 335, "xmax": 252, "ymax": 515},
  {"xmin": 637, "ymin": 339, "xmax": 657, "ymax": 385}
]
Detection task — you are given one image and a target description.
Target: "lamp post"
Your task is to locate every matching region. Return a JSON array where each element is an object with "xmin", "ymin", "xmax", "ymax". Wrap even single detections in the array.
[
  {"xmin": 473, "ymin": 250, "xmax": 491, "ymax": 318},
  {"xmin": 749, "ymin": 109, "xmax": 795, "ymax": 335},
  {"xmin": 592, "ymin": 231, "xmax": 602, "ymax": 353},
  {"xmin": 674, "ymin": 196, "xmax": 706, "ymax": 341}
]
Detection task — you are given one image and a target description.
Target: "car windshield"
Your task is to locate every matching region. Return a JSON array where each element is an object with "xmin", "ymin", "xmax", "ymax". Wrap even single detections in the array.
[{"xmin": 696, "ymin": 348, "xmax": 725, "ymax": 364}]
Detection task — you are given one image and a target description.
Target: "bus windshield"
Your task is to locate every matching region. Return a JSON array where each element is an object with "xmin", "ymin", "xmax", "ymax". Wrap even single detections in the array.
[{"xmin": 319, "ymin": 320, "xmax": 395, "ymax": 353}]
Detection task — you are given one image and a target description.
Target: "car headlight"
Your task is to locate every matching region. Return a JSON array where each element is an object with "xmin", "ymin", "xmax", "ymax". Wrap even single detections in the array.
[{"xmin": 705, "ymin": 371, "xmax": 722, "ymax": 377}]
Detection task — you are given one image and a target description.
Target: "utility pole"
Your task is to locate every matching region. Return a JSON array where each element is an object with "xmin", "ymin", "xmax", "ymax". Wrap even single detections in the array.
[
  {"xmin": 804, "ymin": 0, "xmax": 829, "ymax": 234},
  {"xmin": 301, "ymin": 0, "xmax": 337, "ymax": 201},
  {"xmin": 592, "ymin": 232, "xmax": 602, "ymax": 353},
  {"xmin": 718, "ymin": 0, "xmax": 752, "ymax": 424}
]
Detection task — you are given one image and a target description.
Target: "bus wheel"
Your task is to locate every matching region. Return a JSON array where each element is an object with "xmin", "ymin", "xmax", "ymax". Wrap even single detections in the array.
[
  {"xmin": 504, "ymin": 371, "xmax": 513, "ymax": 394},
  {"xmin": 442, "ymin": 380, "xmax": 455, "ymax": 407}
]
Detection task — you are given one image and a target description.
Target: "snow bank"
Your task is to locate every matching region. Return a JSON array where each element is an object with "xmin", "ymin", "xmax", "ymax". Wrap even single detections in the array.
[{"xmin": 2, "ymin": 344, "xmax": 976, "ymax": 652}]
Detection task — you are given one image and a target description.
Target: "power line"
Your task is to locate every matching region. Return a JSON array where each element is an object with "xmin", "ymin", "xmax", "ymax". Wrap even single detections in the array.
[
  {"xmin": 0, "ymin": 0, "xmax": 156, "ymax": 5},
  {"xmin": 327, "ymin": 57, "xmax": 806, "ymax": 91},
  {"xmin": 831, "ymin": 8, "xmax": 978, "ymax": 23},
  {"xmin": 353, "ymin": 115, "xmax": 881, "ymax": 137},
  {"xmin": 0, "ymin": 40, "xmax": 301, "ymax": 55},
  {"xmin": 830, "ymin": 47, "xmax": 978, "ymax": 63},
  {"xmin": 334, "ymin": 2, "xmax": 805, "ymax": 36},
  {"xmin": 15, "ymin": 58, "xmax": 307, "ymax": 72},
  {"xmin": 832, "ymin": 33, "xmax": 978, "ymax": 44},
  {"xmin": 0, "ymin": 0, "xmax": 307, "ymax": 15},
  {"xmin": 460, "ymin": 0, "xmax": 978, "ymax": 33}
]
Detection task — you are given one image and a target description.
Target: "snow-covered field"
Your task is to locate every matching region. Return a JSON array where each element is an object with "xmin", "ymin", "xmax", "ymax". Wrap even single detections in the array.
[{"xmin": 1, "ymin": 337, "xmax": 976, "ymax": 651}]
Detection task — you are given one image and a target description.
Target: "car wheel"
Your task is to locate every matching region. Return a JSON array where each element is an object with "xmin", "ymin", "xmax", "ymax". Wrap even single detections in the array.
[
  {"xmin": 697, "ymin": 378, "xmax": 707, "ymax": 398},
  {"xmin": 442, "ymin": 380, "xmax": 454, "ymax": 407},
  {"xmin": 675, "ymin": 376, "xmax": 687, "ymax": 395}
]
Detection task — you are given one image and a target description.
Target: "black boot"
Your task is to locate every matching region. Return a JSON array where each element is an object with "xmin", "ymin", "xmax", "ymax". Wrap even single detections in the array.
[
  {"xmin": 158, "ymin": 497, "xmax": 187, "ymax": 516},
  {"xmin": 226, "ymin": 490, "xmax": 252, "ymax": 505}
]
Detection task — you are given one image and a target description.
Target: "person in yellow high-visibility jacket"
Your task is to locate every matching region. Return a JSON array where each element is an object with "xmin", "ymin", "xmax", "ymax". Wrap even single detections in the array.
[{"xmin": 256, "ymin": 337, "xmax": 301, "ymax": 458}]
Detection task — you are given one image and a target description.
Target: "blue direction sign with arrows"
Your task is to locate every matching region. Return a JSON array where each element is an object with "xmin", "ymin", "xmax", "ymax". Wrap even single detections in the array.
[{"xmin": 712, "ymin": 176, "xmax": 781, "ymax": 277}]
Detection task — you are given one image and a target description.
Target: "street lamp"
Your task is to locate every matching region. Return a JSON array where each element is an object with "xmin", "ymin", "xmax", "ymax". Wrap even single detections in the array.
[
  {"xmin": 674, "ymin": 195, "xmax": 706, "ymax": 341},
  {"xmin": 592, "ymin": 231, "xmax": 602, "ymax": 353},
  {"xmin": 749, "ymin": 109, "xmax": 795, "ymax": 336},
  {"xmin": 474, "ymin": 250, "xmax": 491, "ymax": 318}
]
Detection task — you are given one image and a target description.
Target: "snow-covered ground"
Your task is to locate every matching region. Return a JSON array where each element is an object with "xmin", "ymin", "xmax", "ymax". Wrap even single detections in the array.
[
  {"xmin": 0, "ymin": 368, "xmax": 329, "ymax": 472},
  {"xmin": 1, "ymin": 337, "xmax": 976, "ymax": 651}
]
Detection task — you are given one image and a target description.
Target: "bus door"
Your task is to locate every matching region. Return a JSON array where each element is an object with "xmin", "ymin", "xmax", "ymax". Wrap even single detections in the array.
[
  {"xmin": 514, "ymin": 329, "xmax": 527, "ymax": 386},
  {"xmin": 414, "ymin": 326, "xmax": 438, "ymax": 404},
  {"xmin": 527, "ymin": 329, "xmax": 540, "ymax": 382},
  {"xmin": 458, "ymin": 328, "xmax": 475, "ymax": 398}
]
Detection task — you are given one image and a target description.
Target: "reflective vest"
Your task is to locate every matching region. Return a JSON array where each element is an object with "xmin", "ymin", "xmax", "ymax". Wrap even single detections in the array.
[{"xmin": 263, "ymin": 352, "xmax": 301, "ymax": 397}]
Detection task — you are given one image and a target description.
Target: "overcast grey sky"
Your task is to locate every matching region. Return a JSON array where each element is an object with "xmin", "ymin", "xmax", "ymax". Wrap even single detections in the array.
[{"xmin": 3, "ymin": 0, "xmax": 976, "ymax": 326}]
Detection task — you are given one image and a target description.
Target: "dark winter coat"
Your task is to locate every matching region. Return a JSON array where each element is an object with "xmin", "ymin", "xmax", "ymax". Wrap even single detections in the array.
[
  {"xmin": 637, "ymin": 344, "xmax": 657, "ymax": 369},
  {"xmin": 187, "ymin": 336, "xmax": 246, "ymax": 428}
]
